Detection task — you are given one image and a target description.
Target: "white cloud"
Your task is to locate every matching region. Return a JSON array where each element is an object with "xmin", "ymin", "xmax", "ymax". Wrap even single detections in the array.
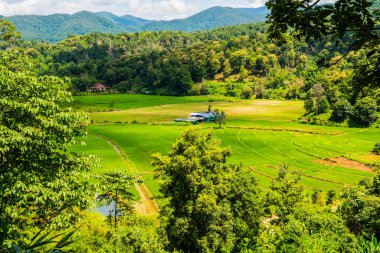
[
  {"xmin": 246, "ymin": 0, "xmax": 267, "ymax": 7},
  {"xmin": 247, "ymin": 0, "xmax": 335, "ymax": 5}
]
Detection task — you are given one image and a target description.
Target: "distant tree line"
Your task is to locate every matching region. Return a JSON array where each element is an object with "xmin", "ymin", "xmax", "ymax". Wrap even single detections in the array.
[{"xmin": 20, "ymin": 22, "xmax": 378, "ymax": 126}]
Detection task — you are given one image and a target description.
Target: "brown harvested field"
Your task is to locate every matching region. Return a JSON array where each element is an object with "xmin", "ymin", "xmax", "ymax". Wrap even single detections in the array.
[{"xmin": 315, "ymin": 157, "xmax": 373, "ymax": 173}]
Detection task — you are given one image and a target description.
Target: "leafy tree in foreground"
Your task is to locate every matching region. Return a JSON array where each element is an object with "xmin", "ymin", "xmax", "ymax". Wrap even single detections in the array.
[
  {"xmin": 71, "ymin": 212, "xmax": 165, "ymax": 253},
  {"xmin": 264, "ymin": 164, "xmax": 304, "ymax": 223},
  {"xmin": 259, "ymin": 167, "xmax": 361, "ymax": 252},
  {"xmin": 266, "ymin": 0, "xmax": 380, "ymax": 109},
  {"xmin": 98, "ymin": 172, "xmax": 135, "ymax": 230},
  {"xmin": 229, "ymin": 170, "xmax": 263, "ymax": 251},
  {"xmin": 0, "ymin": 48, "xmax": 95, "ymax": 249},
  {"xmin": 258, "ymin": 207, "xmax": 361, "ymax": 253},
  {"xmin": 152, "ymin": 127, "xmax": 262, "ymax": 252},
  {"xmin": 340, "ymin": 172, "xmax": 380, "ymax": 240},
  {"xmin": 152, "ymin": 127, "xmax": 235, "ymax": 252},
  {"xmin": 266, "ymin": 0, "xmax": 379, "ymax": 50}
]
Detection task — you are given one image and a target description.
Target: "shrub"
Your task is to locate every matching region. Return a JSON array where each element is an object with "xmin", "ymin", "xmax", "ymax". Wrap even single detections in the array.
[
  {"xmin": 374, "ymin": 89, "xmax": 380, "ymax": 110},
  {"xmin": 373, "ymin": 143, "xmax": 380, "ymax": 155},
  {"xmin": 241, "ymin": 86, "xmax": 253, "ymax": 99},
  {"xmin": 309, "ymin": 112, "xmax": 331, "ymax": 125},
  {"xmin": 304, "ymin": 97, "xmax": 314, "ymax": 114},
  {"xmin": 317, "ymin": 96, "xmax": 330, "ymax": 115},
  {"xmin": 326, "ymin": 189, "xmax": 337, "ymax": 205},
  {"xmin": 352, "ymin": 97, "xmax": 379, "ymax": 126},
  {"xmin": 331, "ymin": 99, "xmax": 352, "ymax": 122}
]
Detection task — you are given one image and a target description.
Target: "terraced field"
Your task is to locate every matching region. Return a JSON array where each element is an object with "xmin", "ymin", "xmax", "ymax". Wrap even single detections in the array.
[{"xmin": 71, "ymin": 94, "xmax": 379, "ymax": 205}]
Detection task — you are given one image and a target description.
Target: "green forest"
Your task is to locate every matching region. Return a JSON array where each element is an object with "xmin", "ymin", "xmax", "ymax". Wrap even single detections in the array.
[
  {"xmin": 26, "ymin": 20, "xmax": 379, "ymax": 127},
  {"xmin": 2, "ymin": 7, "xmax": 268, "ymax": 43},
  {"xmin": 0, "ymin": 0, "xmax": 380, "ymax": 252}
]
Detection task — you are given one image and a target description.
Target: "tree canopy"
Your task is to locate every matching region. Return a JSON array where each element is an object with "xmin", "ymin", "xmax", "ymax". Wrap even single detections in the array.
[
  {"xmin": 0, "ymin": 22, "xmax": 95, "ymax": 249},
  {"xmin": 266, "ymin": 0, "xmax": 380, "ymax": 95},
  {"xmin": 152, "ymin": 127, "xmax": 263, "ymax": 252}
]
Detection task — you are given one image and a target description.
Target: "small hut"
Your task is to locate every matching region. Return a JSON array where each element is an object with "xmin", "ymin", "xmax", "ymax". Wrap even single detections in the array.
[{"xmin": 87, "ymin": 83, "xmax": 110, "ymax": 93}]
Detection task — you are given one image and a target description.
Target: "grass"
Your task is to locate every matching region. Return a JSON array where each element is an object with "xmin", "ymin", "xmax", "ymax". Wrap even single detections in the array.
[
  {"xmin": 70, "ymin": 94, "xmax": 227, "ymax": 112},
  {"xmin": 70, "ymin": 134, "xmax": 127, "ymax": 174},
  {"xmin": 70, "ymin": 94, "xmax": 379, "ymax": 200},
  {"xmin": 87, "ymin": 99, "xmax": 303, "ymax": 126},
  {"xmin": 89, "ymin": 124, "xmax": 376, "ymax": 196},
  {"xmin": 70, "ymin": 134, "xmax": 139, "ymax": 197},
  {"xmin": 89, "ymin": 124, "xmax": 183, "ymax": 173}
]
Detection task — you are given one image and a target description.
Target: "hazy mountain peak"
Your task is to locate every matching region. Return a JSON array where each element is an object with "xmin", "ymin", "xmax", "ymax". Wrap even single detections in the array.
[{"xmin": 2, "ymin": 6, "xmax": 268, "ymax": 43}]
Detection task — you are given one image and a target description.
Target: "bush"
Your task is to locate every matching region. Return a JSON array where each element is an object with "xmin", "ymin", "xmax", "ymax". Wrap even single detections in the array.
[
  {"xmin": 352, "ymin": 97, "xmax": 379, "ymax": 126},
  {"xmin": 331, "ymin": 99, "xmax": 352, "ymax": 122},
  {"xmin": 326, "ymin": 189, "xmax": 337, "ymax": 205},
  {"xmin": 374, "ymin": 89, "xmax": 380, "ymax": 110},
  {"xmin": 309, "ymin": 112, "xmax": 331, "ymax": 125},
  {"xmin": 373, "ymin": 143, "xmax": 380, "ymax": 155},
  {"xmin": 317, "ymin": 96, "xmax": 330, "ymax": 115},
  {"xmin": 241, "ymin": 86, "xmax": 253, "ymax": 99},
  {"xmin": 304, "ymin": 97, "xmax": 314, "ymax": 113}
]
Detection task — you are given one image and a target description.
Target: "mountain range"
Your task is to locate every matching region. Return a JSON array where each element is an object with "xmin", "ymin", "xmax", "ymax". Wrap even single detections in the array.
[{"xmin": 1, "ymin": 6, "xmax": 269, "ymax": 43}]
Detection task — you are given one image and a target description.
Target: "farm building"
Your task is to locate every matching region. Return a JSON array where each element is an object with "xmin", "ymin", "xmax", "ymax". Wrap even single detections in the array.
[
  {"xmin": 87, "ymin": 83, "xmax": 110, "ymax": 93},
  {"xmin": 175, "ymin": 111, "xmax": 216, "ymax": 125},
  {"xmin": 189, "ymin": 112, "xmax": 216, "ymax": 122},
  {"xmin": 174, "ymin": 117, "xmax": 202, "ymax": 125}
]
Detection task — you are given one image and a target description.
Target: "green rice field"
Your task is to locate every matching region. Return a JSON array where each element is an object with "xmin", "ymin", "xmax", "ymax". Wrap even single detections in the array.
[
  {"xmin": 71, "ymin": 94, "xmax": 380, "ymax": 200},
  {"xmin": 70, "ymin": 94, "xmax": 218, "ymax": 112}
]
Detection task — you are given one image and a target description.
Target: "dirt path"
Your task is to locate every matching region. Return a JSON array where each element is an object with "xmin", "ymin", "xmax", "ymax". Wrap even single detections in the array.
[
  {"xmin": 315, "ymin": 157, "xmax": 373, "ymax": 173},
  {"xmin": 93, "ymin": 133, "xmax": 160, "ymax": 215},
  {"xmin": 134, "ymin": 183, "xmax": 160, "ymax": 215}
]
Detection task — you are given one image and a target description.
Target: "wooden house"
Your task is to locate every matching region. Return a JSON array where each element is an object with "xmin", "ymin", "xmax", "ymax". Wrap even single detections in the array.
[{"xmin": 87, "ymin": 83, "xmax": 110, "ymax": 93}]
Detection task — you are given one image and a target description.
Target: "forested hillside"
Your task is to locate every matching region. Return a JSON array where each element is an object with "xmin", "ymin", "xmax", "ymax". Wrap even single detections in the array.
[
  {"xmin": 36, "ymin": 28, "xmax": 363, "ymax": 91},
  {"xmin": 2, "ymin": 7, "xmax": 268, "ymax": 43},
  {"xmin": 96, "ymin": 12, "xmax": 152, "ymax": 32},
  {"xmin": 4, "ymin": 11, "xmax": 126, "ymax": 43},
  {"xmin": 141, "ymin": 7, "xmax": 269, "ymax": 31},
  {"xmin": 37, "ymin": 23, "xmax": 343, "ymax": 95}
]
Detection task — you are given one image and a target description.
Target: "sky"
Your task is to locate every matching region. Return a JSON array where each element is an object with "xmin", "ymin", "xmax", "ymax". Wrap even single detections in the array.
[{"xmin": 0, "ymin": 0, "xmax": 334, "ymax": 20}]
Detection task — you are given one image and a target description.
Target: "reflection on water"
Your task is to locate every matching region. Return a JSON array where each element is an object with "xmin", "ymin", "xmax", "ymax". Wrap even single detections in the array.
[
  {"xmin": 96, "ymin": 201, "xmax": 116, "ymax": 216},
  {"xmin": 93, "ymin": 194, "xmax": 123, "ymax": 217}
]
